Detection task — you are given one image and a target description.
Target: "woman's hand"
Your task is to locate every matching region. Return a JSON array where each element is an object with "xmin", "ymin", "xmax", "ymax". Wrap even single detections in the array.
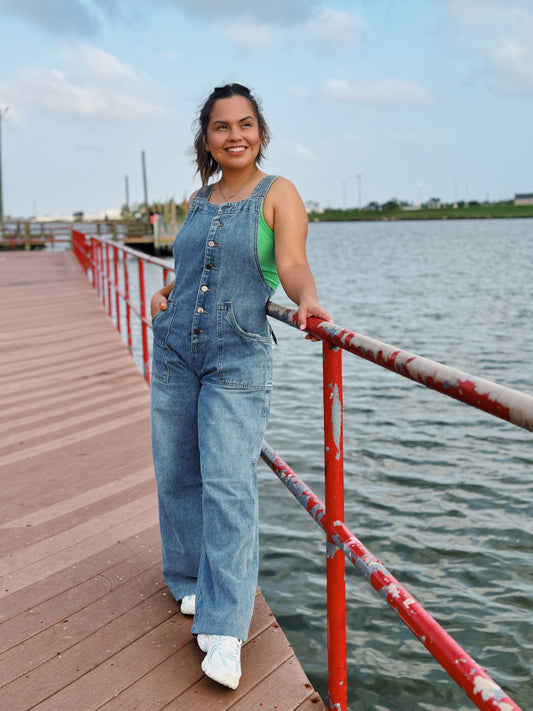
[
  {"xmin": 297, "ymin": 298, "xmax": 332, "ymax": 341},
  {"xmin": 151, "ymin": 280, "xmax": 175, "ymax": 319}
]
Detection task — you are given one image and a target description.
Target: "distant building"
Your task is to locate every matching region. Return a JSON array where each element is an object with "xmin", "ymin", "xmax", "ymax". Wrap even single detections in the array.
[{"xmin": 514, "ymin": 193, "xmax": 533, "ymax": 206}]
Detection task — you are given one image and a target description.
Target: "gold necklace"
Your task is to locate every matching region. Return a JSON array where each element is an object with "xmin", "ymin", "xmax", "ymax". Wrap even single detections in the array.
[{"xmin": 218, "ymin": 170, "xmax": 258, "ymax": 202}]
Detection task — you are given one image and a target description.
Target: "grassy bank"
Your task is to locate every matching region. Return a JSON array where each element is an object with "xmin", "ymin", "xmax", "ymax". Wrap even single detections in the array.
[{"xmin": 308, "ymin": 202, "xmax": 533, "ymax": 222}]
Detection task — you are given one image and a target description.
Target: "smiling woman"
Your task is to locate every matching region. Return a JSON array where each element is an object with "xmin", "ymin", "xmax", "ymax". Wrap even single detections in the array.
[{"xmin": 148, "ymin": 82, "xmax": 331, "ymax": 692}]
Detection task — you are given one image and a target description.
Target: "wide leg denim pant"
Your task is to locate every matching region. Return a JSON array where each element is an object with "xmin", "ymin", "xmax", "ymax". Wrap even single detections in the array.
[{"xmin": 151, "ymin": 362, "xmax": 270, "ymax": 641}]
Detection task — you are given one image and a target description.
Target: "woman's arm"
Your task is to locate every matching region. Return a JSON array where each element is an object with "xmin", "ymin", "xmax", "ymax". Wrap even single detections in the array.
[
  {"xmin": 264, "ymin": 177, "xmax": 332, "ymax": 333},
  {"xmin": 151, "ymin": 280, "xmax": 175, "ymax": 318}
]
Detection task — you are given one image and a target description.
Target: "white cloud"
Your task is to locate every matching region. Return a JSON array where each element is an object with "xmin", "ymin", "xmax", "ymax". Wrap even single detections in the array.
[
  {"xmin": 441, "ymin": 0, "xmax": 533, "ymax": 93},
  {"xmin": 488, "ymin": 37, "xmax": 533, "ymax": 93},
  {"xmin": 0, "ymin": 43, "xmax": 170, "ymax": 120},
  {"xmin": 321, "ymin": 78, "xmax": 431, "ymax": 107},
  {"xmin": 306, "ymin": 8, "xmax": 365, "ymax": 51},
  {"xmin": 221, "ymin": 7, "xmax": 364, "ymax": 55},
  {"xmin": 443, "ymin": 0, "xmax": 532, "ymax": 30},
  {"xmin": 284, "ymin": 141, "xmax": 317, "ymax": 162},
  {"xmin": 289, "ymin": 86, "xmax": 310, "ymax": 100},
  {"xmin": 224, "ymin": 19, "xmax": 279, "ymax": 52}
]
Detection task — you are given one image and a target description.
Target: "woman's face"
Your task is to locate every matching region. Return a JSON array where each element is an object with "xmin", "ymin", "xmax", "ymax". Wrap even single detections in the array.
[{"xmin": 204, "ymin": 95, "xmax": 262, "ymax": 172}]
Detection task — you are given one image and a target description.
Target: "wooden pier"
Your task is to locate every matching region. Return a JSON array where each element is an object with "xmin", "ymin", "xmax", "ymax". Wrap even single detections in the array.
[{"xmin": 0, "ymin": 251, "xmax": 325, "ymax": 711}]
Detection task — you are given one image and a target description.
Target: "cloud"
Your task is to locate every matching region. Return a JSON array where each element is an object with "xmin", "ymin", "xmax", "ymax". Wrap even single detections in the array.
[
  {"xmin": 442, "ymin": 0, "xmax": 532, "ymax": 30},
  {"xmin": 441, "ymin": 0, "xmax": 533, "ymax": 94},
  {"xmin": 321, "ymin": 78, "xmax": 431, "ymax": 107},
  {"xmin": 306, "ymin": 8, "xmax": 365, "ymax": 51},
  {"xmin": 218, "ymin": 7, "xmax": 365, "ymax": 56},
  {"xmin": 488, "ymin": 37, "xmax": 533, "ymax": 93},
  {"xmin": 289, "ymin": 86, "xmax": 310, "ymax": 100},
  {"xmin": 0, "ymin": 43, "xmax": 170, "ymax": 121},
  {"xmin": 284, "ymin": 141, "xmax": 317, "ymax": 162},
  {"xmin": 224, "ymin": 19, "xmax": 279, "ymax": 52}
]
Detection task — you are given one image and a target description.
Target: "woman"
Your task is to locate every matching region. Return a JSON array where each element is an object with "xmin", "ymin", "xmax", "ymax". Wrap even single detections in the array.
[{"xmin": 150, "ymin": 83, "xmax": 331, "ymax": 690}]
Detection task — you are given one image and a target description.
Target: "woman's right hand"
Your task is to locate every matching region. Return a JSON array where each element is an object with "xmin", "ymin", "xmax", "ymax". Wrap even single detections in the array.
[{"xmin": 151, "ymin": 280, "xmax": 174, "ymax": 319}]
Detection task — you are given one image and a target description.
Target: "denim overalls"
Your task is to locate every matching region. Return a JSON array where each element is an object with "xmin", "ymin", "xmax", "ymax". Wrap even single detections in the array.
[{"xmin": 150, "ymin": 175, "xmax": 278, "ymax": 641}]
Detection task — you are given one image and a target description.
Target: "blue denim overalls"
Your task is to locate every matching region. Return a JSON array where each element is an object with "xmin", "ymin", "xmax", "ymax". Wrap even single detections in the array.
[{"xmin": 150, "ymin": 175, "xmax": 278, "ymax": 641}]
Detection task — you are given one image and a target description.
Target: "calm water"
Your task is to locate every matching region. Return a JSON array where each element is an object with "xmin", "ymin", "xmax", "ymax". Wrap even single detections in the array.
[{"xmin": 105, "ymin": 218, "xmax": 532, "ymax": 710}]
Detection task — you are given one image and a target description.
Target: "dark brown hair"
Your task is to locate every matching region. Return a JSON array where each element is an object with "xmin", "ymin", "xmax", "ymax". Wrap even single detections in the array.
[{"xmin": 193, "ymin": 83, "xmax": 271, "ymax": 187}]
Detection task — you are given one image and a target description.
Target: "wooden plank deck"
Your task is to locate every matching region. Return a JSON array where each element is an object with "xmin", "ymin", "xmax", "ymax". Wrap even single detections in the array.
[{"xmin": 0, "ymin": 251, "xmax": 325, "ymax": 711}]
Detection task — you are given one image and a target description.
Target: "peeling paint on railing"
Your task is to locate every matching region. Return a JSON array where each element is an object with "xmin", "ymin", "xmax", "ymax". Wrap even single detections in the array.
[
  {"xmin": 260, "ymin": 442, "xmax": 523, "ymax": 711},
  {"xmin": 266, "ymin": 302, "xmax": 533, "ymax": 432}
]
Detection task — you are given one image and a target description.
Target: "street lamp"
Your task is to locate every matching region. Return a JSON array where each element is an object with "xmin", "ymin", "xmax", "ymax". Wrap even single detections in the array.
[{"xmin": 0, "ymin": 106, "xmax": 9, "ymax": 223}]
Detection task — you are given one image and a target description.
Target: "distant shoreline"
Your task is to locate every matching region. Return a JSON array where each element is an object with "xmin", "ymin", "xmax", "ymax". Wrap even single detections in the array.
[{"xmin": 308, "ymin": 203, "xmax": 533, "ymax": 222}]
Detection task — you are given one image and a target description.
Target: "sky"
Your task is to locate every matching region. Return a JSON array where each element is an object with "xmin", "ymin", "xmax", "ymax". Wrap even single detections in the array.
[{"xmin": 1, "ymin": 0, "xmax": 532, "ymax": 218}]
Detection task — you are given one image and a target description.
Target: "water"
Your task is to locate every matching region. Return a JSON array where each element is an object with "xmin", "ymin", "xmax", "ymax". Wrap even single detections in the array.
[
  {"xmin": 103, "ymin": 218, "xmax": 532, "ymax": 710},
  {"xmin": 260, "ymin": 219, "xmax": 533, "ymax": 710}
]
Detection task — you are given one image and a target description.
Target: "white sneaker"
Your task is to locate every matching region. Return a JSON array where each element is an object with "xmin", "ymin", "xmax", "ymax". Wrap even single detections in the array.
[
  {"xmin": 197, "ymin": 633, "xmax": 209, "ymax": 652},
  {"xmin": 201, "ymin": 635, "xmax": 242, "ymax": 689},
  {"xmin": 180, "ymin": 595, "xmax": 196, "ymax": 615}
]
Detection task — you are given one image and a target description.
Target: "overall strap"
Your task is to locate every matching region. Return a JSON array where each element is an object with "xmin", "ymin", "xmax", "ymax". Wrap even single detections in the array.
[{"xmin": 250, "ymin": 175, "xmax": 278, "ymax": 201}]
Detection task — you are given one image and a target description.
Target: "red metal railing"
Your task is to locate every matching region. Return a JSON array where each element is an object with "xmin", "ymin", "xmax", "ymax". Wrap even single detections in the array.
[
  {"xmin": 72, "ymin": 230, "xmax": 171, "ymax": 384},
  {"xmin": 72, "ymin": 232, "xmax": 531, "ymax": 711}
]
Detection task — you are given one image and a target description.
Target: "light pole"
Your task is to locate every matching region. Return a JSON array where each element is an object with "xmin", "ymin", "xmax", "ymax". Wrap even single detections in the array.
[
  {"xmin": 141, "ymin": 150, "xmax": 149, "ymax": 215},
  {"xmin": 0, "ymin": 106, "xmax": 9, "ymax": 224}
]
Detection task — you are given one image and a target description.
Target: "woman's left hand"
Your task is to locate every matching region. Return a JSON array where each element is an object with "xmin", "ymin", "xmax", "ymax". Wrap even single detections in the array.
[{"xmin": 297, "ymin": 299, "xmax": 333, "ymax": 341}]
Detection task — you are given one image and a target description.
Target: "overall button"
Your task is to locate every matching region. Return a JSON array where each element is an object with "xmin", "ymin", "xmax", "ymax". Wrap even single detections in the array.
[
  {"xmin": 205, "ymin": 263, "xmax": 214, "ymax": 270},
  {"xmin": 208, "ymin": 240, "xmax": 216, "ymax": 247},
  {"xmin": 197, "ymin": 307, "xmax": 207, "ymax": 314},
  {"xmin": 201, "ymin": 285, "xmax": 210, "ymax": 292},
  {"xmin": 193, "ymin": 327, "xmax": 204, "ymax": 335},
  {"xmin": 213, "ymin": 220, "xmax": 222, "ymax": 227}
]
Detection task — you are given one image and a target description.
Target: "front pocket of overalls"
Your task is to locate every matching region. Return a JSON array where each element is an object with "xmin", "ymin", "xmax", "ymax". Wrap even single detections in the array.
[
  {"xmin": 216, "ymin": 303, "xmax": 272, "ymax": 390},
  {"xmin": 151, "ymin": 299, "xmax": 178, "ymax": 383}
]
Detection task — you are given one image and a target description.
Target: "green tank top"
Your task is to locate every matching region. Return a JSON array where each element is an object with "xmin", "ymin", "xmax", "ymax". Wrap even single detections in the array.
[{"xmin": 258, "ymin": 208, "xmax": 280, "ymax": 290}]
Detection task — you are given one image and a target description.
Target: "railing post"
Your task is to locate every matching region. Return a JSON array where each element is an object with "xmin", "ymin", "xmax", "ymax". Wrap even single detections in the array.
[
  {"xmin": 113, "ymin": 244, "xmax": 121, "ymax": 335},
  {"xmin": 124, "ymin": 255, "xmax": 133, "ymax": 355},
  {"xmin": 138, "ymin": 259, "xmax": 150, "ymax": 383},
  {"xmin": 94, "ymin": 240, "xmax": 102, "ymax": 297},
  {"xmin": 105, "ymin": 243, "xmax": 112, "ymax": 318},
  {"xmin": 323, "ymin": 341, "xmax": 347, "ymax": 711}
]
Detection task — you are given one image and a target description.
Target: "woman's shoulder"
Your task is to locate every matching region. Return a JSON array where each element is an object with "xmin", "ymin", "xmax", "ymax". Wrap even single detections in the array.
[
  {"xmin": 268, "ymin": 175, "xmax": 295, "ymax": 190},
  {"xmin": 263, "ymin": 176, "xmax": 306, "ymax": 229},
  {"xmin": 265, "ymin": 176, "xmax": 302, "ymax": 203}
]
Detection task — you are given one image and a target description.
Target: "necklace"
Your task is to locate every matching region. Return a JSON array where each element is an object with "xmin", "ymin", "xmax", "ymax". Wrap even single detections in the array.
[{"xmin": 218, "ymin": 169, "xmax": 258, "ymax": 202}]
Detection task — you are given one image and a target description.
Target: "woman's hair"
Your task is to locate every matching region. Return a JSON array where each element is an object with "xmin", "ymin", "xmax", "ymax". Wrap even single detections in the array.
[{"xmin": 193, "ymin": 83, "xmax": 271, "ymax": 187}]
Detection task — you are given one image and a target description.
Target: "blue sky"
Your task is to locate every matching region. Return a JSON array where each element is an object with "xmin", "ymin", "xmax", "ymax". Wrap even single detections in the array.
[{"xmin": 1, "ymin": 0, "xmax": 532, "ymax": 217}]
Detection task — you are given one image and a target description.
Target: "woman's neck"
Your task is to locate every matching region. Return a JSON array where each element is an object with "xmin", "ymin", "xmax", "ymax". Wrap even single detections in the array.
[
  {"xmin": 219, "ymin": 166, "xmax": 259, "ymax": 194},
  {"xmin": 214, "ymin": 167, "xmax": 265, "ymax": 204}
]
